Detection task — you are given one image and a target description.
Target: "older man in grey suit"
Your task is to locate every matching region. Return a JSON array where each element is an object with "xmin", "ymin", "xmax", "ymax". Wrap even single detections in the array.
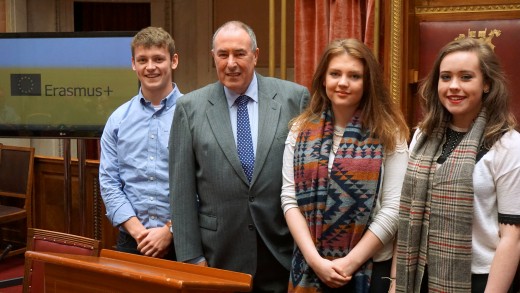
[{"xmin": 169, "ymin": 21, "xmax": 309, "ymax": 292}]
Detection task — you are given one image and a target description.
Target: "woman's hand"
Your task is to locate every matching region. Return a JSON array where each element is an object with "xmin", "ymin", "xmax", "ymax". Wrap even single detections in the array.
[{"xmin": 309, "ymin": 257, "xmax": 351, "ymax": 288}]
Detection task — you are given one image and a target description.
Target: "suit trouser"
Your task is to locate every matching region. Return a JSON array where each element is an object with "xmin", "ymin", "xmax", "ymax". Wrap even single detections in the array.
[{"xmin": 253, "ymin": 232, "xmax": 290, "ymax": 293}]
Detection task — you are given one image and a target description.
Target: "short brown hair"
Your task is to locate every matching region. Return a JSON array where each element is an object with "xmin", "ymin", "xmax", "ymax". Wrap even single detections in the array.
[{"xmin": 131, "ymin": 26, "xmax": 175, "ymax": 58}]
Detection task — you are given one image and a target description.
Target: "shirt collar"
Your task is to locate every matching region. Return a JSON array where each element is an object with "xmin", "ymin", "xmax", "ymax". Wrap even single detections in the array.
[
  {"xmin": 139, "ymin": 82, "xmax": 182, "ymax": 109},
  {"xmin": 225, "ymin": 72, "xmax": 258, "ymax": 108}
]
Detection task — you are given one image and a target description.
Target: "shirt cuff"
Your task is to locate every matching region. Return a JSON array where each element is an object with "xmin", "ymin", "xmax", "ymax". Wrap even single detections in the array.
[
  {"xmin": 112, "ymin": 202, "xmax": 137, "ymax": 227},
  {"xmin": 186, "ymin": 256, "xmax": 206, "ymax": 264}
]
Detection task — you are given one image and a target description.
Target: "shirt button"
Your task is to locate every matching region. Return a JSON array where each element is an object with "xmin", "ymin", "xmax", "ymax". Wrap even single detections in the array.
[
  {"xmin": 149, "ymin": 176, "xmax": 155, "ymax": 181},
  {"xmin": 249, "ymin": 196, "xmax": 255, "ymax": 202},
  {"xmin": 150, "ymin": 156, "xmax": 154, "ymax": 160},
  {"xmin": 248, "ymin": 224, "xmax": 254, "ymax": 230},
  {"xmin": 151, "ymin": 216, "xmax": 156, "ymax": 220},
  {"xmin": 150, "ymin": 196, "xmax": 154, "ymax": 201},
  {"xmin": 150, "ymin": 134, "xmax": 155, "ymax": 139}
]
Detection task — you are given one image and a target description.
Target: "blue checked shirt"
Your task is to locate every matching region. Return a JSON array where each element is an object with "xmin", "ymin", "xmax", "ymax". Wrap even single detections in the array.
[{"xmin": 99, "ymin": 84, "xmax": 182, "ymax": 230}]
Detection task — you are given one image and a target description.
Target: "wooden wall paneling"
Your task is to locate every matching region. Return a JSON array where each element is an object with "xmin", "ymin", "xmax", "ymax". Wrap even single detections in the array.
[
  {"xmin": 415, "ymin": 0, "xmax": 520, "ymax": 7},
  {"xmin": 86, "ymin": 159, "xmax": 118, "ymax": 250},
  {"xmin": 26, "ymin": 0, "xmax": 55, "ymax": 32},
  {"xmin": 415, "ymin": 3, "xmax": 520, "ymax": 22},
  {"xmin": 172, "ymin": 0, "xmax": 214, "ymax": 93},
  {"xmin": 33, "ymin": 156, "xmax": 117, "ymax": 249},
  {"xmin": 33, "ymin": 157, "xmax": 71, "ymax": 233},
  {"xmin": 4, "ymin": 0, "xmax": 27, "ymax": 32},
  {"xmin": 386, "ymin": 0, "xmax": 417, "ymax": 129},
  {"xmin": 0, "ymin": 0, "xmax": 6, "ymax": 32}
]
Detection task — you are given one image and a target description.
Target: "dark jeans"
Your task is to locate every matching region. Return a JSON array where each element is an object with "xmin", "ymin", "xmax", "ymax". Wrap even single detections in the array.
[{"xmin": 116, "ymin": 230, "xmax": 176, "ymax": 261}]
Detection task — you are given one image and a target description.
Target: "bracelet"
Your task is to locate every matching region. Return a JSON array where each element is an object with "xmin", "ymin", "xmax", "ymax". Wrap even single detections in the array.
[
  {"xmin": 382, "ymin": 276, "xmax": 396, "ymax": 282},
  {"xmin": 385, "ymin": 276, "xmax": 396, "ymax": 292}
]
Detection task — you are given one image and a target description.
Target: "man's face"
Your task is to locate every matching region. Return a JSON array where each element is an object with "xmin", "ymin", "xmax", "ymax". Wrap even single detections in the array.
[
  {"xmin": 212, "ymin": 27, "xmax": 259, "ymax": 95},
  {"xmin": 132, "ymin": 45, "xmax": 178, "ymax": 101}
]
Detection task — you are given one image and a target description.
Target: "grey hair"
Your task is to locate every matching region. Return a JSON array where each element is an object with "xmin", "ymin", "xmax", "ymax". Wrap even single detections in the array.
[{"xmin": 212, "ymin": 20, "xmax": 257, "ymax": 51}]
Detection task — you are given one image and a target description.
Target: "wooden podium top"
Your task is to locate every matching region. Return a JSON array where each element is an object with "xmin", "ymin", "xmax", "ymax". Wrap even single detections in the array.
[{"xmin": 25, "ymin": 249, "xmax": 252, "ymax": 292}]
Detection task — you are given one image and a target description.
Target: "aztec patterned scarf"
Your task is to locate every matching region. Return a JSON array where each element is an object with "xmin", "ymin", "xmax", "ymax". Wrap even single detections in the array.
[
  {"xmin": 396, "ymin": 109, "xmax": 487, "ymax": 292},
  {"xmin": 289, "ymin": 108, "xmax": 383, "ymax": 293}
]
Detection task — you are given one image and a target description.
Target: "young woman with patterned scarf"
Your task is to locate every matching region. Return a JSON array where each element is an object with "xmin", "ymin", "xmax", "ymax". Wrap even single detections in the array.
[
  {"xmin": 281, "ymin": 38, "xmax": 409, "ymax": 293},
  {"xmin": 393, "ymin": 37, "xmax": 520, "ymax": 293}
]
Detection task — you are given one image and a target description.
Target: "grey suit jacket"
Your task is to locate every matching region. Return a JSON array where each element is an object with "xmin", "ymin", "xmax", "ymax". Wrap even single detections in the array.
[{"xmin": 169, "ymin": 74, "xmax": 309, "ymax": 276}]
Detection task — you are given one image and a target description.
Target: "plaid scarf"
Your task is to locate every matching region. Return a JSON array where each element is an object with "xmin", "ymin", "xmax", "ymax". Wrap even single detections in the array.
[
  {"xmin": 396, "ymin": 109, "xmax": 487, "ymax": 292},
  {"xmin": 289, "ymin": 109, "xmax": 383, "ymax": 292}
]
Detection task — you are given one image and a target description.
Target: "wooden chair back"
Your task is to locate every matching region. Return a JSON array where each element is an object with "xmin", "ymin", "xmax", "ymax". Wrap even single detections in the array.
[
  {"xmin": 23, "ymin": 228, "xmax": 101, "ymax": 293},
  {"xmin": 0, "ymin": 144, "xmax": 35, "ymax": 258}
]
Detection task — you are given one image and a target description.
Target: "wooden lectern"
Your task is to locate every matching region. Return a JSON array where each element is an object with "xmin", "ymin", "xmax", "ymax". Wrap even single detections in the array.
[{"xmin": 25, "ymin": 249, "xmax": 252, "ymax": 292}]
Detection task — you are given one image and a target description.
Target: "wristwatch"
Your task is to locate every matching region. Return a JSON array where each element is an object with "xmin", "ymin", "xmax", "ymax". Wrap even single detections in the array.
[{"xmin": 166, "ymin": 221, "xmax": 173, "ymax": 234}]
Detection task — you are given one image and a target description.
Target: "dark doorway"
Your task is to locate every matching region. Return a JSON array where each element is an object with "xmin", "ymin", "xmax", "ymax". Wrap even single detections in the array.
[{"xmin": 74, "ymin": 2, "xmax": 151, "ymax": 32}]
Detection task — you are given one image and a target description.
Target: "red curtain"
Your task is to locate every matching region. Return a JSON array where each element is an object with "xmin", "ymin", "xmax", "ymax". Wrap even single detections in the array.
[{"xmin": 294, "ymin": 0, "xmax": 376, "ymax": 90}]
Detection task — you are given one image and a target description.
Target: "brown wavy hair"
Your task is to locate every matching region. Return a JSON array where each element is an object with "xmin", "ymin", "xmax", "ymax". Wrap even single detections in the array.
[
  {"xmin": 291, "ymin": 38, "xmax": 409, "ymax": 153},
  {"xmin": 417, "ymin": 37, "xmax": 516, "ymax": 148}
]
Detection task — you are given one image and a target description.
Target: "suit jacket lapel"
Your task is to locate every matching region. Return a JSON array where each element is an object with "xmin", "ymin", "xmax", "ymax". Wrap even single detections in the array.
[
  {"xmin": 206, "ymin": 84, "xmax": 250, "ymax": 185},
  {"xmin": 253, "ymin": 76, "xmax": 281, "ymax": 184}
]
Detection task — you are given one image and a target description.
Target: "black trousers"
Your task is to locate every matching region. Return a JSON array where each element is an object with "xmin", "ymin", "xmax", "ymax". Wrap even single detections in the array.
[
  {"xmin": 370, "ymin": 259, "xmax": 393, "ymax": 292},
  {"xmin": 116, "ymin": 230, "xmax": 176, "ymax": 261},
  {"xmin": 420, "ymin": 266, "xmax": 518, "ymax": 293}
]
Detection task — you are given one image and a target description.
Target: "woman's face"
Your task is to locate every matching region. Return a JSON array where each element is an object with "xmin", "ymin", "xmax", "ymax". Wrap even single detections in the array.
[
  {"xmin": 438, "ymin": 51, "xmax": 489, "ymax": 129},
  {"xmin": 323, "ymin": 52, "xmax": 364, "ymax": 118}
]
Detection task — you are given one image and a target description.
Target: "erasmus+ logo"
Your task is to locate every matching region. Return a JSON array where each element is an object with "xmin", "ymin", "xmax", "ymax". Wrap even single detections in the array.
[
  {"xmin": 11, "ymin": 74, "xmax": 42, "ymax": 96},
  {"xmin": 9, "ymin": 73, "xmax": 113, "ymax": 97}
]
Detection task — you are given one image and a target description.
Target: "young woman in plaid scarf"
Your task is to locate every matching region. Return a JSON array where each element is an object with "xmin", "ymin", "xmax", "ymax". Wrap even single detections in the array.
[{"xmin": 393, "ymin": 37, "xmax": 520, "ymax": 293}]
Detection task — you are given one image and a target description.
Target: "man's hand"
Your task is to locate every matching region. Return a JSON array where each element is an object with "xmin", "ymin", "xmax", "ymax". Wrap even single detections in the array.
[{"xmin": 137, "ymin": 225, "xmax": 173, "ymax": 258}]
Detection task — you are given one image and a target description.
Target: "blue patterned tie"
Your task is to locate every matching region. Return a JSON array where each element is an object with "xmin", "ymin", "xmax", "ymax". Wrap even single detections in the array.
[{"xmin": 236, "ymin": 95, "xmax": 255, "ymax": 183}]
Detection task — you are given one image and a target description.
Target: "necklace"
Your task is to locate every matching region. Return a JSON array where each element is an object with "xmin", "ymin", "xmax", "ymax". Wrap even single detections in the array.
[{"xmin": 437, "ymin": 127, "xmax": 466, "ymax": 164}]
